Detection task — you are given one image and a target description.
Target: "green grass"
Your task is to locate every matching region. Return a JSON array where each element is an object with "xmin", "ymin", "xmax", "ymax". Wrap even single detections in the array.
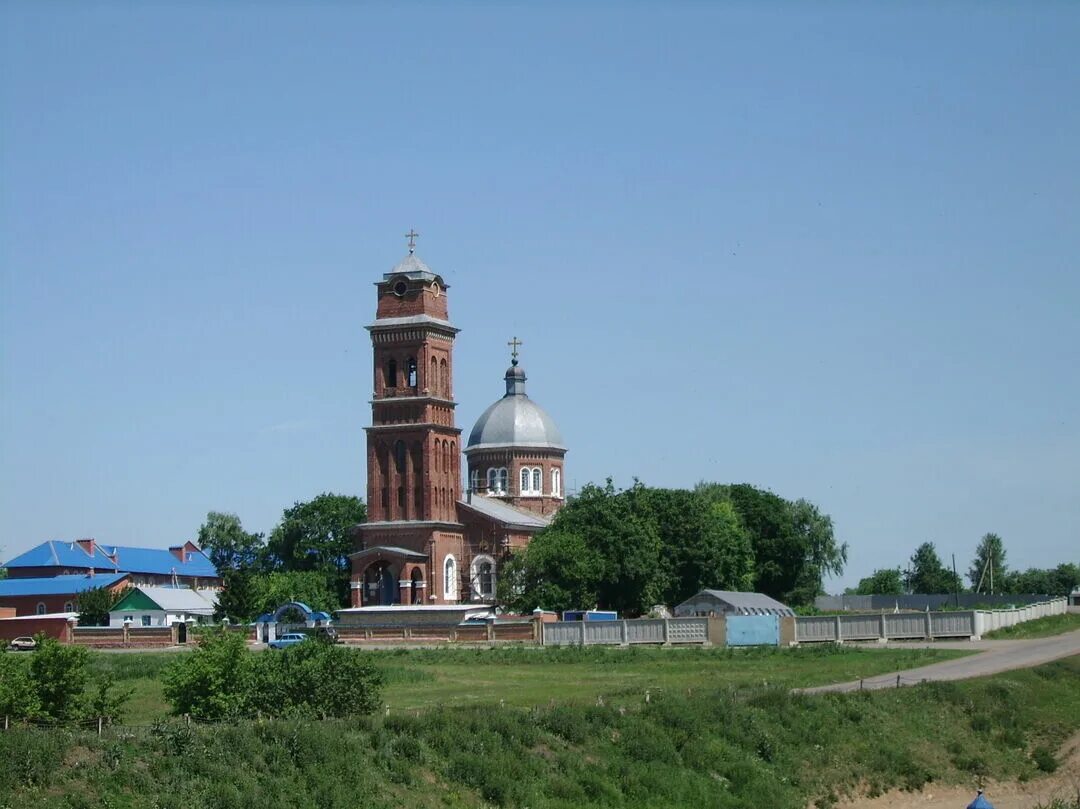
[
  {"xmin": 84, "ymin": 643, "xmax": 972, "ymax": 723},
  {"xmin": 1, "ymin": 655, "xmax": 1076, "ymax": 809},
  {"xmin": 983, "ymin": 612, "xmax": 1080, "ymax": 640}
]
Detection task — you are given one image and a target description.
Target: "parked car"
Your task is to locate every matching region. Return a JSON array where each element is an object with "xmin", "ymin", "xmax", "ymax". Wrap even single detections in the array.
[
  {"xmin": 7, "ymin": 636, "xmax": 37, "ymax": 652},
  {"xmin": 268, "ymin": 632, "xmax": 309, "ymax": 650}
]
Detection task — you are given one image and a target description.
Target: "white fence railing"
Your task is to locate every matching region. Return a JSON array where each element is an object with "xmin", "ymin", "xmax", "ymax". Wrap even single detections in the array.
[
  {"xmin": 542, "ymin": 617, "xmax": 709, "ymax": 646},
  {"xmin": 794, "ymin": 598, "xmax": 1067, "ymax": 643}
]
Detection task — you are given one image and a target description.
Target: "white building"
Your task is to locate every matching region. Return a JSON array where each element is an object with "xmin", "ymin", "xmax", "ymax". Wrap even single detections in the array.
[{"xmin": 108, "ymin": 586, "xmax": 217, "ymax": 628}]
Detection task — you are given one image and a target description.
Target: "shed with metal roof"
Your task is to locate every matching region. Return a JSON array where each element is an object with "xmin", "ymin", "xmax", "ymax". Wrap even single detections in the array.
[{"xmin": 674, "ymin": 590, "xmax": 795, "ymax": 618}]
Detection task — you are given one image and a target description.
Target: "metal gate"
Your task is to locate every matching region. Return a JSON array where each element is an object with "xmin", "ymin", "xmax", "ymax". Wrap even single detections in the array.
[{"xmin": 726, "ymin": 614, "xmax": 779, "ymax": 646}]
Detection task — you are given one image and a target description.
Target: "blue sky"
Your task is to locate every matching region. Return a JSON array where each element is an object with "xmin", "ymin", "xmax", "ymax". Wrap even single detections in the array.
[{"xmin": 2, "ymin": 2, "xmax": 1077, "ymax": 592}]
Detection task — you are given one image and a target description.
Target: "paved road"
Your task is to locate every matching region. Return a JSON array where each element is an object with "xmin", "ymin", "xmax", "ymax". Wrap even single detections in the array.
[{"xmin": 800, "ymin": 629, "xmax": 1080, "ymax": 694}]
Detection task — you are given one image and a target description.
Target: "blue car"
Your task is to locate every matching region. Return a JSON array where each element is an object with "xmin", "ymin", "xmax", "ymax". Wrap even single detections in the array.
[{"xmin": 268, "ymin": 632, "xmax": 309, "ymax": 650}]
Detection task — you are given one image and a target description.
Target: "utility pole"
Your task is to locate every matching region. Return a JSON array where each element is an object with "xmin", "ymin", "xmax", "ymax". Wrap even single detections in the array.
[{"xmin": 951, "ymin": 554, "xmax": 960, "ymax": 608}]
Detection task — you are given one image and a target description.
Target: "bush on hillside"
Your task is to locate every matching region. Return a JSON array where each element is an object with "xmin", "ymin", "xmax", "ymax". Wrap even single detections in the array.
[{"xmin": 163, "ymin": 628, "xmax": 383, "ymax": 720}]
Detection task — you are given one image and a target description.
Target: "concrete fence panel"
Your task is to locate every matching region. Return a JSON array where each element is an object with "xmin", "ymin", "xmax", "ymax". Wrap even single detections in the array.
[
  {"xmin": 666, "ymin": 618, "xmax": 708, "ymax": 644},
  {"xmin": 930, "ymin": 611, "xmax": 975, "ymax": 638},
  {"xmin": 626, "ymin": 619, "xmax": 666, "ymax": 644},
  {"xmin": 584, "ymin": 621, "xmax": 624, "ymax": 646},
  {"xmin": 795, "ymin": 616, "xmax": 837, "ymax": 643},
  {"xmin": 839, "ymin": 614, "xmax": 881, "ymax": 641},
  {"xmin": 883, "ymin": 613, "xmax": 927, "ymax": 639}
]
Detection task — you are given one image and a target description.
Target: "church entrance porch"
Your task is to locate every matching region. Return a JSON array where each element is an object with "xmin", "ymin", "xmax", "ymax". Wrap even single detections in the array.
[{"xmin": 350, "ymin": 545, "xmax": 431, "ymax": 607}]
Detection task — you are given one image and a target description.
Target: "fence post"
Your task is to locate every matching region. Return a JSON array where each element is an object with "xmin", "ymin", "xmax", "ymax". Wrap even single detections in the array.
[
  {"xmin": 620, "ymin": 620, "xmax": 628, "ymax": 646},
  {"xmin": 486, "ymin": 619, "xmax": 494, "ymax": 642},
  {"xmin": 835, "ymin": 614, "xmax": 842, "ymax": 644},
  {"xmin": 662, "ymin": 619, "xmax": 671, "ymax": 646},
  {"xmin": 97, "ymin": 716, "xmax": 103, "ymax": 736},
  {"xmin": 879, "ymin": 612, "xmax": 888, "ymax": 643},
  {"xmin": 925, "ymin": 611, "xmax": 934, "ymax": 641},
  {"xmin": 580, "ymin": 620, "xmax": 588, "ymax": 647}
]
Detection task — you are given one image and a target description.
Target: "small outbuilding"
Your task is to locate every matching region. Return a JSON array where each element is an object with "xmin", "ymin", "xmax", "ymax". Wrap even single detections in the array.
[
  {"xmin": 674, "ymin": 589, "xmax": 794, "ymax": 618},
  {"xmin": 108, "ymin": 586, "xmax": 217, "ymax": 628}
]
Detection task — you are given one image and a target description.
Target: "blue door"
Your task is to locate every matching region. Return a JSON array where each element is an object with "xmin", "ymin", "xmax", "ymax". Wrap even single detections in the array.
[{"xmin": 726, "ymin": 615, "xmax": 779, "ymax": 646}]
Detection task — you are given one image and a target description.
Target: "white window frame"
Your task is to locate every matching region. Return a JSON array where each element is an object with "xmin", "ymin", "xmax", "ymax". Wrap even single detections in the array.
[
  {"xmin": 470, "ymin": 468, "xmax": 480, "ymax": 493},
  {"xmin": 520, "ymin": 467, "xmax": 530, "ymax": 494},
  {"xmin": 532, "ymin": 467, "xmax": 542, "ymax": 494},
  {"xmin": 36, "ymin": 602, "xmax": 47, "ymax": 615},
  {"xmin": 444, "ymin": 555, "xmax": 458, "ymax": 601},
  {"xmin": 552, "ymin": 467, "xmax": 562, "ymax": 498},
  {"xmin": 470, "ymin": 554, "xmax": 497, "ymax": 600}
]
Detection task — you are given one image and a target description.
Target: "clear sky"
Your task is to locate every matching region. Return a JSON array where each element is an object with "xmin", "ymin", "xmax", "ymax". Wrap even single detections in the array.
[{"xmin": 2, "ymin": 2, "xmax": 1077, "ymax": 592}]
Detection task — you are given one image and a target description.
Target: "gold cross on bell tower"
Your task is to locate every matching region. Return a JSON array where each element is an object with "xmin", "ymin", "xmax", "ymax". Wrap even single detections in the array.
[
  {"xmin": 404, "ymin": 228, "xmax": 419, "ymax": 254},
  {"xmin": 508, "ymin": 336, "xmax": 523, "ymax": 365}
]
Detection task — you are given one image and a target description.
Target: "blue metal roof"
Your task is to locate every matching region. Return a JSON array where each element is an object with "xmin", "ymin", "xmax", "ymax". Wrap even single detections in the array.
[
  {"xmin": 2, "ymin": 540, "xmax": 218, "ymax": 578},
  {"xmin": 967, "ymin": 791, "xmax": 994, "ymax": 809},
  {"xmin": 0, "ymin": 573, "xmax": 129, "ymax": 597}
]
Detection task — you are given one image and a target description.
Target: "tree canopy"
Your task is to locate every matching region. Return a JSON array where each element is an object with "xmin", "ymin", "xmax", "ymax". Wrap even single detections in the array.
[
  {"xmin": 501, "ymin": 479, "xmax": 836, "ymax": 614},
  {"xmin": 264, "ymin": 493, "xmax": 366, "ymax": 605},
  {"xmin": 905, "ymin": 542, "xmax": 962, "ymax": 595},
  {"xmin": 197, "ymin": 511, "xmax": 264, "ymax": 572},
  {"xmin": 850, "ymin": 568, "xmax": 905, "ymax": 596},
  {"xmin": 968, "ymin": 533, "xmax": 1007, "ymax": 593}
]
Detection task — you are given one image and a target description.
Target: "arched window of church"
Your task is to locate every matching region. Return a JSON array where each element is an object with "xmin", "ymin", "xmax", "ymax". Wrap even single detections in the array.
[
  {"xmin": 471, "ymin": 556, "xmax": 496, "ymax": 600},
  {"xmin": 442, "ymin": 441, "xmax": 449, "ymax": 474},
  {"xmin": 407, "ymin": 357, "xmax": 417, "ymax": 388},
  {"xmin": 552, "ymin": 468, "xmax": 561, "ymax": 497},
  {"xmin": 520, "ymin": 468, "xmax": 530, "ymax": 493},
  {"xmin": 387, "ymin": 359, "xmax": 398, "ymax": 388},
  {"xmin": 532, "ymin": 468, "xmax": 542, "ymax": 493},
  {"xmin": 444, "ymin": 555, "xmax": 458, "ymax": 601},
  {"xmin": 470, "ymin": 468, "xmax": 479, "ymax": 493},
  {"xmin": 487, "ymin": 468, "xmax": 497, "ymax": 493},
  {"xmin": 397, "ymin": 486, "xmax": 405, "ymax": 508},
  {"xmin": 430, "ymin": 357, "xmax": 438, "ymax": 393},
  {"xmin": 394, "ymin": 440, "xmax": 407, "ymax": 474},
  {"xmin": 497, "ymin": 467, "xmax": 508, "ymax": 494},
  {"xmin": 36, "ymin": 603, "xmax": 46, "ymax": 615},
  {"xmin": 440, "ymin": 358, "xmax": 448, "ymax": 396}
]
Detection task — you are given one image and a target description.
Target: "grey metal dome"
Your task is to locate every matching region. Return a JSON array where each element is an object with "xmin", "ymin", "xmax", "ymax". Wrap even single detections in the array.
[{"xmin": 466, "ymin": 365, "xmax": 565, "ymax": 451}]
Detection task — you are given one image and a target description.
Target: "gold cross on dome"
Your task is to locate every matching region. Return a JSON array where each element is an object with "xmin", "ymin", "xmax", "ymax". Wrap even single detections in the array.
[
  {"xmin": 404, "ymin": 229, "xmax": 419, "ymax": 253},
  {"xmin": 508, "ymin": 336, "xmax": 523, "ymax": 364}
]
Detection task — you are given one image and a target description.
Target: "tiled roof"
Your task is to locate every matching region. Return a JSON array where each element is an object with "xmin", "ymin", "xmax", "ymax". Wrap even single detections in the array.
[
  {"xmin": 2, "ymin": 540, "xmax": 218, "ymax": 578},
  {"xmin": 0, "ymin": 573, "xmax": 129, "ymax": 597}
]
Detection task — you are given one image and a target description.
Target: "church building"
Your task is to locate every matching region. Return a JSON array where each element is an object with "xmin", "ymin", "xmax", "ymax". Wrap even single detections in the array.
[{"xmin": 349, "ymin": 237, "xmax": 566, "ymax": 607}]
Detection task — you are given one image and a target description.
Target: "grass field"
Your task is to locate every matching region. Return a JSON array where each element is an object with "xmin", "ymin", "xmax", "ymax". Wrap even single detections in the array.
[
  {"xmin": 86, "ymin": 643, "xmax": 973, "ymax": 723},
  {"xmin": 3, "ymin": 654, "xmax": 1077, "ymax": 809},
  {"xmin": 983, "ymin": 612, "xmax": 1080, "ymax": 640}
]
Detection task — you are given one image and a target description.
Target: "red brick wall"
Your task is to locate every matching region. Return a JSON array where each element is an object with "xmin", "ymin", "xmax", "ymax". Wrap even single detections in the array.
[{"xmin": 0, "ymin": 616, "xmax": 71, "ymax": 642}]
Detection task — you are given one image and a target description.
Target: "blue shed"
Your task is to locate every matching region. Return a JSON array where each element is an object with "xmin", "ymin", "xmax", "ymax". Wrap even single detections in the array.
[{"xmin": 562, "ymin": 610, "xmax": 618, "ymax": 622}]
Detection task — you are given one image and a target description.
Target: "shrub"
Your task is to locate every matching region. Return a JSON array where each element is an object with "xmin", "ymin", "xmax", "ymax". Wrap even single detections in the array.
[
  {"xmin": 0, "ymin": 653, "xmax": 40, "ymax": 720},
  {"xmin": 29, "ymin": 636, "xmax": 90, "ymax": 720},
  {"xmin": 162, "ymin": 627, "xmax": 253, "ymax": 720},
  {"xmin": 1032, "ymin": 745, "xmax": 1059, "ymax": 773},
  {"xmin": 163, "ymin": 630, "xmax": 383, "ymax": 720}
]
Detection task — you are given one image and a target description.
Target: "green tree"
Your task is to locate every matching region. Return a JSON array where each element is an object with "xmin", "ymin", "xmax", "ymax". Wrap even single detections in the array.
[
  {"xmin": 499, "ymin": 528, "xmax": 602, "ymax": 614},
  {"xmin": 905, "ymin": 542, "xmax": 962, "ymax": 595},
  {"xmin": 265, "ymin": 493, "xmax": 366, "ymax": 606},
  {"xmin": 696, "ymin": 483, "xmax": 845, "ymax": 604},
  {"xmin": 852, "ymin": 567, "xmax": 905, "ymax": 595},
  {"xmin": 0, "ymin": 654, "xmax": 40, "ymax": 720},
  {"xmin": 1005, "ymin": 563, "xmax": 1080, "ymax": 596},
  {"xmin": 196, "ymin": 511, "xmax": 265, "ymax": 572},
  {"xmin": 75, "ymin": 586, "xmax": 123, "ymax": 627},
  {"xmin": 29, "ymin": 636, "xmax": 90, "ymax": 721},
  {"xmin": 968, "ymin": 533, "xmax": 1008, "ymax": 594},
  {"xmin": 162, "ymin": 628, "xmax": 253, "ymax": 720},
  {"xmin": 215, "ymin": 568, "xmax": 258, "ymax": 623},
  {"xmin": 250, "ymin": 570, "xmax": 340, "ymax": 616}
]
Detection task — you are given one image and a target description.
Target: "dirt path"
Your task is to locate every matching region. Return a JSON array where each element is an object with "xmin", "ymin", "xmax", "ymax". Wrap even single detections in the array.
[
  {"xmin": 837, "ymin": 732, "xmax": 1080, "ymax": 809},
  {"xmin": 800, "ymin": 630, "xmax": 1080, "ymax": 694}
]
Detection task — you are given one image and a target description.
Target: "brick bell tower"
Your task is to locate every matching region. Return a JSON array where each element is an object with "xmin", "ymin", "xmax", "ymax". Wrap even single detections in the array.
[{"xmin": 350, "ymin": 232, "xmax": 466, "ymax": 607}]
